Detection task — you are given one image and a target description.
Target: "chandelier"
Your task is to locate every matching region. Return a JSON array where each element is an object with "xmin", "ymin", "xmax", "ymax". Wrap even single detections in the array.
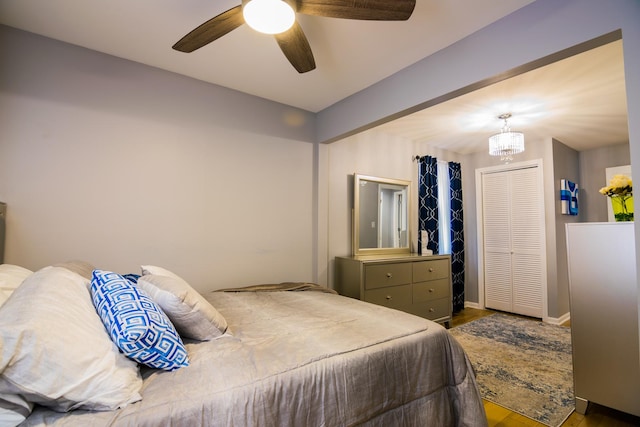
[{"xmin": 488, "ymin": 113, "xmax": 524, "ymax": 162}]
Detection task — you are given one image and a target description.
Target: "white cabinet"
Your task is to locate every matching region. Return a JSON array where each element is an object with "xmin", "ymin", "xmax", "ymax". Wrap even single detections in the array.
[
  {"xmin": 480, "ymin": 164, "xmax": 545, "ymax": 318},
  {"xmin": 566, "ymin": 222, "xmax": 640, "ymax": 416}
]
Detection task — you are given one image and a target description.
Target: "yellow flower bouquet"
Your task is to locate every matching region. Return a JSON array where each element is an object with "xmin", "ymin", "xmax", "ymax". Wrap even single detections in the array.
[{"xmin": 599, "ymin": 174, "xmax": 633, "ymax": 221}]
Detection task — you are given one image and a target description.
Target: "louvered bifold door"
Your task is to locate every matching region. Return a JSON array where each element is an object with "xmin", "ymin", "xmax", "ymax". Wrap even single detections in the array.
[
  {"xmin": 481, "ymin": 166, "xmax": 544, "ymax": 317},
  {"xmin": 509, "ymin": 167, "xmax": 544, "ymax": 317},
  {"xmin": 482, "ymin": 171, "xmax": 513, "ymax": 312}
]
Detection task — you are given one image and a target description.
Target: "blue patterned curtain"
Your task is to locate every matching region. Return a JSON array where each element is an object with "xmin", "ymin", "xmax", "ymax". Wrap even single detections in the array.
[
  {"xmin": 418, "ymin": 156, "xmax": 439, "ymax": 254},
  {"xmin": 449, "ymin": 162, "xmax": 465, "ymax": 313}
]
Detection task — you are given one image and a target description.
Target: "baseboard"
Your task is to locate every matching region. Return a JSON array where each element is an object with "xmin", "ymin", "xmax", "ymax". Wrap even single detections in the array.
[
  {"xmin": 464, "ymin": 301, "xmax": 483, "ymax": 309},
  {"xmin": 462, "ymin": 303, "xmax": 571, "ymax": 326},
  {"xmin": 544, "ymin": 312, "xmax": 571, "ymax": 326}
]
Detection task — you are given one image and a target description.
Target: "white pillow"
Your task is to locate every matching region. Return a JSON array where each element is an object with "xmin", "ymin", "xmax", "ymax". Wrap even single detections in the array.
[
  {"xmin": 139, "ymin": 266, "xmax": 227, "ymax": 340},
  {"xmin": 0, "ymin": 264, "xmax": 33, "ymax": 307},
  {"xmin": 0, "ymin": 266, "xmax": 143, "ymax": 419}
]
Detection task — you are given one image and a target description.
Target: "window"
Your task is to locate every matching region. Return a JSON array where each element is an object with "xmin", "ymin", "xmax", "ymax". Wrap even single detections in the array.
[{"xmin": 437, "ymin": 161, "xmax": 451, "ymax": 255}]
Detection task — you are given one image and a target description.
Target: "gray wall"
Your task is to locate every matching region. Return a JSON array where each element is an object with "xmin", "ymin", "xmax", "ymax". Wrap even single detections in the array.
[
  {"xmin": 0, "ymin": 26, "xmax": 318, "ymax": 292},
  {"xmin": 2, "ymin": 0, "xmax": 640, "ymax": 320},
  {"xmin": 333, "ymin": 128, "xmax": 628, "ymax": 322},
  {"xmin": 552, "ymin": 139, "xmax": 581, "ymax": 319},
  {"xmin": 318, "ymin": 0, "xmax": 640, "ymax": 326},
  {"xmin": 579, "ymin": 144, "xmax": 631, "ymax": 222},
  {"xmin": 321, "ymin": 0, "xmax": 640, "ymax": 324},
  {"xmin": 358, "ymin": 182, "xmax": 379, "ymax": 249},
  {"xmin": 325, "ymin": 128, "xmax": 464, "ymax": 285}
]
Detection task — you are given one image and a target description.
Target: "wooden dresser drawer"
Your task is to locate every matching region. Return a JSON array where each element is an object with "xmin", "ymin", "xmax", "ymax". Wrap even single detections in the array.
[
  {"xmin": 413, "ymin": 278, "xmax": 450, "ymax": 303},
  {"xmin": 335, "ymin": 255, "xmax": 452, "ymax": 326},
  {"xmin": 364, "ymin": 285, "xmax": 412, "ymax": 310},
  {"xmin": 411, "ymin": 297, "xmax": 451, "ymax": 321},
  {"xmin": 412, "ymin": 259, "xmax": 449, "ymax": 282},
  {"xmin": 364, "ymin": 263, "xmax": 412, "ymax": 290}
]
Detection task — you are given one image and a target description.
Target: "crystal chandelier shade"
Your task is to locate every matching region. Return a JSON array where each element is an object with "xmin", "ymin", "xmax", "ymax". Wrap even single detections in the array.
[{"xmin": 488, "ymin": 113, "xmax": 524, "ymax": 162}]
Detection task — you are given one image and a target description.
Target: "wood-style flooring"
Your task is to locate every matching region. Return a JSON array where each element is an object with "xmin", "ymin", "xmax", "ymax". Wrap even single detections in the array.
[{"xmin": 451, "ymin": 308, "xmax": 640, "ymax": 427}]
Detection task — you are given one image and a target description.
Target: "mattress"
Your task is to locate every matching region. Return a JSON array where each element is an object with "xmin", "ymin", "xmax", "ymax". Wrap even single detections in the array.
[{"xmin": 22, "ymin": 290, "xmax": 486, "ymax": 426}]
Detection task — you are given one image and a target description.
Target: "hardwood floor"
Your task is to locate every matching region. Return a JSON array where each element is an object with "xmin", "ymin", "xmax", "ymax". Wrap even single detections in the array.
[{"xmin": 451, "ymin": 308, "xmax": 640, "ymax": 427}]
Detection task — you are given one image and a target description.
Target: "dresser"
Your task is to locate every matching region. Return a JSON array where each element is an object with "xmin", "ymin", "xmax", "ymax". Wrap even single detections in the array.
[{"xmin": 335, "ymin": 254, "xmax": 452, "ymax": 326}]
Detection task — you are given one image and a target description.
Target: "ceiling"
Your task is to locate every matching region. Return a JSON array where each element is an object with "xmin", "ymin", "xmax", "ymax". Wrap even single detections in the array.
[
  {"xmin": 0, "ymin": 0, "xmax": 535, "ymax": 112},
  {"xmin": 0, "ymin": 0, "xmax": 629, "ymax": 154},
  {"xmin": 374, "ymin": 39, "xmax": 629, "ymax": 154}
]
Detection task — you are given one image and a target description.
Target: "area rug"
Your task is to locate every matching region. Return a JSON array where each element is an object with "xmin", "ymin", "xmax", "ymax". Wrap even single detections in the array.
[{"xmin": 449, "ymin": 313, "xmax": 574, "ymax": 427}]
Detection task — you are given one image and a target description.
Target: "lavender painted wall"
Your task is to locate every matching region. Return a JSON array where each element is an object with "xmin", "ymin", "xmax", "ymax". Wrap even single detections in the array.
[{"xmin": 0, "ymin": 26, "xmax": 317, "ymax": 292}]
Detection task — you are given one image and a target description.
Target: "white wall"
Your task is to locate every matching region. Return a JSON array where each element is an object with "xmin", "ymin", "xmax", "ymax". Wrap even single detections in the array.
[{"xmin": 0, "ymin": 26, "xmax": 317, "ymax": 293}]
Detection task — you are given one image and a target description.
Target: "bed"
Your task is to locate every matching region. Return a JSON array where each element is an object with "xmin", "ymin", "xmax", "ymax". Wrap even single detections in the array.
[{"xmin": 0, "ymin": 262, "xmax": 487, "ymax": 426}]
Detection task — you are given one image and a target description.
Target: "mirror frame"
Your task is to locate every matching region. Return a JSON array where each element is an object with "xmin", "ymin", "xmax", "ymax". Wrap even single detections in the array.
[{"xmin": 353, "ymin": 174, "xmax": 412, "ymax": 256}]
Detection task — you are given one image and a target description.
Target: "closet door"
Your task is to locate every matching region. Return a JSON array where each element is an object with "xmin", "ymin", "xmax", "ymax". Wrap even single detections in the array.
[
  {"xmin": 482, "ymin": 172, "xmax": 513, "ymax": 312},
  {"xmin": 482, "ymin": 166, "xmax": 544, "ymax": 318},
  {"xmin": 509, "ymin": 168, "xmax": 544, "ymax": 317}
]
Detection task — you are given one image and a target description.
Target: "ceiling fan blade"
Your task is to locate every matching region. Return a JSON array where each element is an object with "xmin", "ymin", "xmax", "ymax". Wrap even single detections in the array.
[
  {"xmin": 173, "ymin": 6, "xmax": 244, "ymax": 52},
  {"xmin": 296, "ymin": 0, "xmax": 415, "ymax": 21},
  {"xmin": 274, "ymin": 22, "xmax": 316, "ymax": 74}
]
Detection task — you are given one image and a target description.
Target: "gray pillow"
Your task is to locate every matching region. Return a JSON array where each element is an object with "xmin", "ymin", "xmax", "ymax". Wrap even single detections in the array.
[
  {"xmin": 138, "ymin": 266, "xmax": 227, "ymax": 340},
  {"xmin": 53, "ymin": 260, "xmax": 96, "ymax": 280}
]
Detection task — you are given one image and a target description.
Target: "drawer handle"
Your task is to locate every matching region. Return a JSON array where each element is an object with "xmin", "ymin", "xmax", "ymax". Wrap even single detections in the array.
[
  {"xmin": 385, "ymin": 295, "xmax": 393, "ymax": 301},
  {"xmin": 428, "ymin": 288, "xmax": 435, "ymax": 293},
  {"xmin": 429, "ymin": 308, "xmax": 435, "ymax": 312},
  {"xmin": 386, "ymin": 273, "xmax": 393, "ymax": 278},
  {"xmin": 428, "ymin": 267, "xmax": 434, "ymax": 272}
]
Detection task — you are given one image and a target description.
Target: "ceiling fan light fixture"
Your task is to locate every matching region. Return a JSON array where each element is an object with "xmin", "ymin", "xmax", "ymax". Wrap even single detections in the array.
[
  {"xmin": 243, "ymin": 0, "xmax": 295, "ymax": 34},
  {"xmin": 488, "ymin": 113, "xmax": 524, "ymax": 162}
]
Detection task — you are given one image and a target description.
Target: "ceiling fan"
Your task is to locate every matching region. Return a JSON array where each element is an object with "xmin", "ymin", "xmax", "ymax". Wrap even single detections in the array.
[{"xmin": 172, "ymin": 0, "xmax": 416, "ymax": 74}]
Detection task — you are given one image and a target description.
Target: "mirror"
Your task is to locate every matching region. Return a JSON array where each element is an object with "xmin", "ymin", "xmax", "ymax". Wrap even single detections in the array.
[{"xmin": 353, "ymin": 174, "xmax": 411, "ymax": 256}]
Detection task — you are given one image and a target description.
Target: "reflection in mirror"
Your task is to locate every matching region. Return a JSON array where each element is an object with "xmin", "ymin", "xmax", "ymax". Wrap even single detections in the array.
[{"xmin": 353, "ymin": 174, "xmax": 411, "ymax": 256}]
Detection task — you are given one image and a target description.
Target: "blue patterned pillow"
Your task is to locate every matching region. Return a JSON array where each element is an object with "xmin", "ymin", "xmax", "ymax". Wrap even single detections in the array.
[{"xmin": 90, "ymin": 270, "xmax": 189, "ymax": 371}]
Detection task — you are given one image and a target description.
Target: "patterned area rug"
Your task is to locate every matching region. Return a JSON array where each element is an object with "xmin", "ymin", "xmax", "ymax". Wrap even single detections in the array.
[{"xmin": 449, "ymin": 313, "xmax": 574, "ymax": 427}]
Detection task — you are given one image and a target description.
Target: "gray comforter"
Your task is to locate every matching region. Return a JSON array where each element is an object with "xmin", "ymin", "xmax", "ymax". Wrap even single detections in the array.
[{"xmin": 23, "ymin": 291, "xmax": 487, "ymax": 426}]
